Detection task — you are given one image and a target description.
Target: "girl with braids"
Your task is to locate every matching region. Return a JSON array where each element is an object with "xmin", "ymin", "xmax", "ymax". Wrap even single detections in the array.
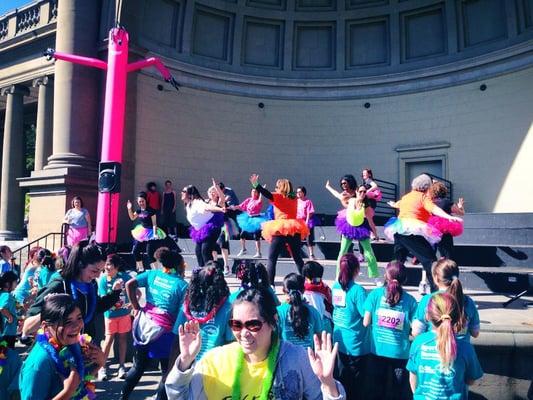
[
  {"xmin": 181, "ymin": 183, "xmax": 225, "ymax": 268},
  {"xmin": 23, "ymin": 241, "xmax": 121, "ymax": 339},
  {"xmin": 173, "ymin": 264, "xmax": 233, "ymax": 360},
  {"xmin": 277, "ymin": 273, "xmax": 323, "ymax": 348},
  {"xmin": 363, "ymin": 261, "xmax": 417, "ymax": 400},
  {"xmin": 19, "ymin": 294, "xmax": 105, "ymax": 400},
  {"xmin": 249, "ymin": 174, "xmax": 309, "ymax": 285},
  {"xmin": 123, "ymin": 247, "xmax": 188, "ymax": 400},
  {"xmin": 302, "ymin": 261, "xmax": 333, "ymax": 334},
  {"xmin": 166, "ymin": 288, "xmax": 345, "ymax": 399},
  {"xmin": 326, "ymin": 178, "xmax": 380, "ymax": 283},
  {"xmin": 407, "ymin": 293, "xmax": 483, "ymax": 399},
  {"xmin": 229, "ymin": 261, "xmax": 280, "ymax": 306},
  {"xmin": 331, "ymin": 253, "xmax": 370, "ymax": 400},
  {"xmin": 412, "ymin": 259, "xmax": 480, "ymax": 342}
]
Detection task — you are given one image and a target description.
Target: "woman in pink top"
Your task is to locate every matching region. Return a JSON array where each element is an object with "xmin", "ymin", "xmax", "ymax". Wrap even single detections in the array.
[
  {"xmin": 297, "ymin": 186, "xmax": 317, "ymax": 260},
  {"xmin": 232, "ymin": 188, "xmax": 267, "ymax": 258}
]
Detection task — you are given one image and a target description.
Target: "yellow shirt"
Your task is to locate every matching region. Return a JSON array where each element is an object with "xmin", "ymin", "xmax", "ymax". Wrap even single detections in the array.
[{"xmin": 200, "ymin": 342, "xmax": 269, "ymax": 399}]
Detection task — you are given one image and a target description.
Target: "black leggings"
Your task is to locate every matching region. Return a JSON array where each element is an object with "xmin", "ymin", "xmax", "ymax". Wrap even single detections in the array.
[
  {"xmin": 121, "ymin": 346, "xmax": 169, "ymax": 400},
  {"xmin": 369, "ymin": 355, "xmax": 411, "ymax": 400},
  {"xmin": 393, "ymin": 233, "xmax": 437, "ymax": 291},
  {"xmin": 437, "ymin": 233, "xmax": 454, "ymax": 260},
  {"xmin": 195, "ymin": 228, "xmax": 221, "ymax": 267},
  {"xmin": 337, "ymin": 353, "xmax": 369, "ymax": 400},
  {"xmin": 267, "ymin": 234, "xmax": 304, "ymax": 285}
]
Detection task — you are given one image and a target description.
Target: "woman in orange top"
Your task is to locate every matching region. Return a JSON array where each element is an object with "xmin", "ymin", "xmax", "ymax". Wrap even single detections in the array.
[
  {"xmin": 384, "ymin": 174, "xmax": 461, "ymax": 294},
  {"xmin": 249, "ymin": 174, "xmax": 309, "ymax": 285}
]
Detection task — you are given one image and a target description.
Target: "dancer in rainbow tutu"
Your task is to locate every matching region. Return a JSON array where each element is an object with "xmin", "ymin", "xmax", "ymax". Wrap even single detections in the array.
[
  {"xmin": 384, "ymin": 174, "xmax": 462, "ymax": 294},
  {"xmin": 127, "ymin": 191, "xmax": 166, "ymax": 272}
]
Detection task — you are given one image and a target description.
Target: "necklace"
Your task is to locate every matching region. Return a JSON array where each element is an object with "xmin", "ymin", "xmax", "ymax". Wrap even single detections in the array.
[
  {"xmin": 0, "ymin": 340, "xmax": 8, "ymax": 376},
  {"xmin": 183, "ymin": 296, "xmax": 227, "ymax": 324},
  {"xmin": 231, "ymin": 337, "xmax": 280, "ymax": 400},
  {"xmin": 36, "ymin": 329, "xmax": 96, "ymax": 400}
]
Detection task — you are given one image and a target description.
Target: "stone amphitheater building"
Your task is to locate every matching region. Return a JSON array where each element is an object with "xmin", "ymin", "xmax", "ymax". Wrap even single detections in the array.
[{"xmin": 1, "ymin": 0, "xmax": 532, "ymax": 242}]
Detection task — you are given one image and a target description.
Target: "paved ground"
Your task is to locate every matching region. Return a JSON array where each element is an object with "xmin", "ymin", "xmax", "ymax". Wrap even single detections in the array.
[{"xmin": 13, "ymin": 256, "xmax": 533, "ymax": 399}]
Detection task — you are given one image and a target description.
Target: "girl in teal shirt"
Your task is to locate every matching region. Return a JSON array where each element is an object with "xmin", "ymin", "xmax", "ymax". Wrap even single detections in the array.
[
  {"xmin": 277, "ymin": 273, "xmax": 323, "ymax": 348},
  {"xmin": 19, "ymin": 294, "xmax": 105, "ymax": 400},
  {"xmin": 413, "ymin": 259, "xmax": 480, "ymax": 342},
  {"xmin": 407, "ymin": 292, "xmax": 483, "ymax": 399},
  {"xmin": 363, "ymin": 261, "xmax": 417, "ymax": 399},
  {"xmin": 0, "ymin": 271, "xmax": 19, "ymax": 348},
  {"xmin": 332, "ymin": 253, "xmax": 370, "ymax": 399}
]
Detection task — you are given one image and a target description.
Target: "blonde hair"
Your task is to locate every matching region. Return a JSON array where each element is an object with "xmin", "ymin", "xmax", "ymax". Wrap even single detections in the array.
[{"xmin": 276, "ymin": 179, "xmax": 292, "ymax": 197}]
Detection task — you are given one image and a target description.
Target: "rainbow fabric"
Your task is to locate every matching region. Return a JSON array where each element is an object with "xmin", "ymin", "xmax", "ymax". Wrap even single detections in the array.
[
  {"xmin": 131, "ymin": 225, "xmax": 167, "ymax": 242},
  {"xmin": 384, "ymin": 217, "xmax": 442, "ymax": 245}
]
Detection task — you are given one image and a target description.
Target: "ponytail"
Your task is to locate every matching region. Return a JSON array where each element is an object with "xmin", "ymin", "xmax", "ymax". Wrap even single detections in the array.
[
  {"xmin": 384, "ymin": 260, "xmax": 406, "ymax": 307},
  {"xmin": 432, "ymin": 259, "xmax": 466, "ymax": 332},
  {"xmin": 283, "ymin": 273, "xmax": 309, "ymax": 339},
  {"xmin": 338, "ymin": 253, "xmax": 359, "ymax": 291},
  {"xmin": 427, "ymin": 293, "xmax": 460, "ymax": 372}
]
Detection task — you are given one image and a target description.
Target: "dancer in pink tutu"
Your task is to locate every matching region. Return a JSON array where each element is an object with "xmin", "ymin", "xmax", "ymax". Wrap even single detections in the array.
[
  {"xmin": 427, "ymin": 181, "xmax": 465, "ymax": 260},
  {"xmin": 63, "ymin": 196, "xmax": 92, "ymax": 246}
]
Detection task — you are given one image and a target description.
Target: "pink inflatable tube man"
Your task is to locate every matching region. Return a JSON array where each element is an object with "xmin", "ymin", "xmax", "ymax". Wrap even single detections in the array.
[{"xmin": 45, "ymin": 27, "xmax": 179, "ymax": 244}]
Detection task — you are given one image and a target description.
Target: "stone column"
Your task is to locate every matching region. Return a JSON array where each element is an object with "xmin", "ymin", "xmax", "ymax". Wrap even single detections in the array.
[
  {"xmin": 0, "ymin": 84, "xmax": 29, "ymax": 239},
  {"xmin": 33, "ymin": 76, "xmax": 54, "ymax": 171},
  {"xmin": 44, "ymin": 0, "xmax": 101, "ymax": 170}
]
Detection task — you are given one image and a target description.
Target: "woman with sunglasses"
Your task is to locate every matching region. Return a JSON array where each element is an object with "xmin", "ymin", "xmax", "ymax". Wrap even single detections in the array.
[
  {"xmin": 166, "ymin": 288, "xmax": 345, "ymax": 399},
  {"xmin": 249, "ymin": 174, "xmax": 309, "ymax": 285},
  {"xmin": 326, "ymin": 179, "xmax": 380, "ymax": 282}
]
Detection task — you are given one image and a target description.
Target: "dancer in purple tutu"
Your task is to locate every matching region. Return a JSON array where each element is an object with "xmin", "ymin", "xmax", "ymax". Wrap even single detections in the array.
[
  {"xmin": 326, "ymin": 177, "xmax": 379, "ymax": 283},
  {"xmin": 181, "ymin": 183, "xmax": 225, "ymax": 267}
]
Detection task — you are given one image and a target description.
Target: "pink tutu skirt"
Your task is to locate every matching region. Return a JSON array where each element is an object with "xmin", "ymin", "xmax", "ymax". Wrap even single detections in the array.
[
  {"xmin": 428, "ymin": 216, "xmax": 463, "ymax": 237},
  {"xmin": 384, "ymin": 217, "xmax": 442, "ymax": 245},
  {"xmin": 67, "ymin": 226, "xmax": 88, "ymax": 246}
]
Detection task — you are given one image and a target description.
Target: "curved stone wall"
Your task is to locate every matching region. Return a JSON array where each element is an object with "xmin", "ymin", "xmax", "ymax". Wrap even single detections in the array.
[{"xmin": 122, "ymin": 0, "xmax": 533, "ymax": 98}]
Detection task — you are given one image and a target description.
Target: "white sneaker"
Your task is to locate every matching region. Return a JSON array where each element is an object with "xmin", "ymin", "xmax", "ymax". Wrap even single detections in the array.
[
  {"xmin": 223, "ymin": 266, "xmax": 231, "ymax": 276},
  {"xmin": 98, "ymin": 367, "xmax": 108, "ymax": 381},
  {"xmin": 252, "ymin": 252, "xmax": 262, "ymax": 259},
  {"xmin": 118, "ymin": 366, "xmax": 128, "ymax": 379},
  {"xmin": 374, "ymin": 278, "xmax": 384, "ymax": 287},
  {"xmin": 237, "ymin": 249, "xmax": 247, "ymax": 257}
]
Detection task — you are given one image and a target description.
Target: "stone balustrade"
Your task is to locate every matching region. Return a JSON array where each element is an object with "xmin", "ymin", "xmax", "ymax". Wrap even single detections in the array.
[{"xmin": 0, "ymin": 0, "xmax": 57, "ymax": 43}]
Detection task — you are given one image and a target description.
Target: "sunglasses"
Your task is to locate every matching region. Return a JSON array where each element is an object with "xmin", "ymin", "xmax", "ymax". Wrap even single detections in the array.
[{"xmin": 228, "ymin": 318, "xmax": 264, "ymax": 332}]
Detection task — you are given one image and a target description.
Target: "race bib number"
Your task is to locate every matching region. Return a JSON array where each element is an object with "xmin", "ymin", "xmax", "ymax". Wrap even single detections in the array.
[
  {"xmin": 332, "ymin": 289, "xmax": 347, "ymax": 307},
  {"xmin": 377, "ymin": 308, "xmax": 405, "ymax": 331}
]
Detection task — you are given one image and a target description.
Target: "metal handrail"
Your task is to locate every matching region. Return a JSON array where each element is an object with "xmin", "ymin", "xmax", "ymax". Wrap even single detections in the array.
[
  {"xmin": 12, "ymin": 223, "xmax": 68, "ymax": 271},
  {"xmin": 374, "ymin": 178, "xmax": 398, "ymax": 218}
]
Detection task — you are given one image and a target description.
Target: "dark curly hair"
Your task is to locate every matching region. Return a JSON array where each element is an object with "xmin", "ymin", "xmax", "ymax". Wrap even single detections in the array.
[
  {"xmin": 235, "ymin": 261, "xmax": 270, "ymax": 291},
  {"xmin": 154, "ymin": 247, "xmax": 185, "ymax": 275},
  {"xmin": 36, "ymin": 248, "xmax": 56, "ymax": 272},
  {"xmin": 283, "ymin": 273, "xmax": 309, "ymax": 339},
  {"xmin": 187, "ymin": 264, "xmax": 229, "ymax": 313}
]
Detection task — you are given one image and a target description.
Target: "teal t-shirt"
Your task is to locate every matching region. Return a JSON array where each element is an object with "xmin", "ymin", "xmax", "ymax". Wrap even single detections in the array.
[
  {"xmin": 413, "ymin": 290, "xmax": 480, "ymax": 341},
  {"xmin": 136, "ymin": 270, "xmax": 188, "ymax": 317},
  {"xmin": 406, "ymin": 331, "xmax": 483, "ymax": 400},
  {"xmin": 277, "ymin": 302, "xmax": 323, "ymax": 348},
  {"xmin": 13, "ymin": 267, "xmax": 36, "ymax": 304},
  {"xmin": 36, "ymin": 267, "xmax": 55, "ymax": 289},
  {"xmin": 364, "ymin": 286, "xmax": 417, "ymax": 359},
  {"xmin": 173, "ymin": 299, "xmax": 234, "ymax": 360},
  {"xmin": 332, "ymin": 280, "xmax": 369, "ymax": 356},
  {"xmin": 229, "ymin": 286, "xmax": 281, "ymax": 306},
  {"xmin": 0, "ymin": 348, "xmax": 21, "ymax": 399},
  {"xmin": 98, "ymin": 272, "xmax": 133, "ymax": 319},
  {"xmin": 0, "ymin": 291, "xmax": 18, "ymax": 336},
  {"xmin": 19, "ymin": 343, "xmax": 63, "ymax": 400}
]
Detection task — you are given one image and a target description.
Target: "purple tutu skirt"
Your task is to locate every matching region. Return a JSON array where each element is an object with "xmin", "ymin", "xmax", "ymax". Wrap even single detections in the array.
[
  {"xmin": 335, "ymin": 209, "xmax": 371, "ymax": 240},
  {"xmin": 189, "ymin": 213, "xmax": 224, "ymax": 243}
]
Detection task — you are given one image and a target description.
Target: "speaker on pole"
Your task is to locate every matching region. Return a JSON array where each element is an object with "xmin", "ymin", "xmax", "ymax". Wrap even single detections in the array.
[{"xmin": 98, "ymin": 162, "xmax": 122, "ymax": 193}]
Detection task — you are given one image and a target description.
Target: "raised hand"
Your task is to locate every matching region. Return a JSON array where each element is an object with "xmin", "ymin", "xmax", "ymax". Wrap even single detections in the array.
[
  {"xmin": 250, "ymin": 174, "xmax": 259, "ymax": 186},
  {"xmin": 112, "ymin": 278, "xmax": 123, "ymax": 291},
  {"xmin": 325, "ymin": 180, "xmax": 331, "ymax": 188},
  {"xmin": 178, "ymin": 320, "xmax": 202, "ymax": 371},
  {"xmin": 126, "ymin": 200, "xmax": 132, "ymax": 210},
  {"xmin": 307, "ymin": 331, "xmax": 338, "ymax": 386}
]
